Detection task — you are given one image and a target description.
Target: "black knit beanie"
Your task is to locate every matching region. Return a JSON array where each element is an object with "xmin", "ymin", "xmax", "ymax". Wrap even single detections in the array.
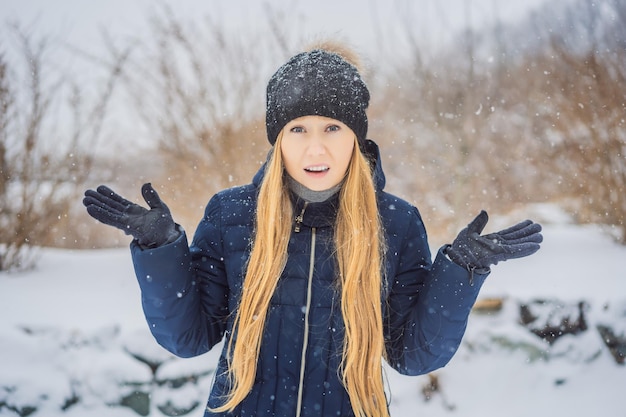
[{"xmin": 265, "ymin": 49, "xmax": 370, "ymax": 148}]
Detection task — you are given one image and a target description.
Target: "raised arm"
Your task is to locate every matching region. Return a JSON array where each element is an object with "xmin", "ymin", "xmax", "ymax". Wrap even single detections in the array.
[
  {"xmin": 384, "ymin": 208, "xmax": 542, "ymax": 376},
  {"xmin": 83, "ymin": 184, "xmax": 229, "ymax": 357}
]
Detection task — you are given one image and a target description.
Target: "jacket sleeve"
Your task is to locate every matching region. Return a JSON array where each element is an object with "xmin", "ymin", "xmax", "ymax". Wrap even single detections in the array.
[
  {"xmin": 384, "ymin": 207, "xmax": 488, "ymax": 375},
  {"xmin": 130, "ymin": 194, "xmax": 230, "ymax": 358}
]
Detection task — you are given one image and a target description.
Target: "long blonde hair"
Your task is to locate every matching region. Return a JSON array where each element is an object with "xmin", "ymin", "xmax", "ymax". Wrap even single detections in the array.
[{"xmin": 211, "ymin": 133, "xmax": 388, "ymax": 417}]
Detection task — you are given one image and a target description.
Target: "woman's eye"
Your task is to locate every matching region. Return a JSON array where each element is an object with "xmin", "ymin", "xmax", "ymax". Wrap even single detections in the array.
[
  {"xmin": 326, "ymin": 125, "xmax": 340, "ymax": 132},
  {"xmin": 290, "ymin": 126, "xmax": 305, "ymax": 133}
]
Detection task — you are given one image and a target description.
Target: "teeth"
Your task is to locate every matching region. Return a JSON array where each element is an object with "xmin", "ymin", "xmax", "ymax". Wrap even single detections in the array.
[{"xmin": 306, "ymin": 166, "xmax": 328, "ymax": 172}]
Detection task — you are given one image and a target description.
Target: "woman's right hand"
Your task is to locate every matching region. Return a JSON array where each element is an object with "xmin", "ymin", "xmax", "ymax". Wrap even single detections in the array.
[{"xmin": 83, "ymin": 183, "xmax": 179, "ymax": 248}]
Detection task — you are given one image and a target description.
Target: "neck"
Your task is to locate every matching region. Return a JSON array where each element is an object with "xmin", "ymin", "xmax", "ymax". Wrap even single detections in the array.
[{"xmin": 286, "ymin": 175, "xmax": 342, "ymax": 203}]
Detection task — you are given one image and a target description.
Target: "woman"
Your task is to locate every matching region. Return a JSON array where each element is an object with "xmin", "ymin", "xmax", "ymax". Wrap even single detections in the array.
[{"xmin": 83, "ymin": 46, "xmax": 542, "ymax": 417}]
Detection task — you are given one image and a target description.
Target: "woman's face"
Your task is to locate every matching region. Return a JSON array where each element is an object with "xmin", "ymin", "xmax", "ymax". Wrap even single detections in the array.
[{"xmin": 280, "ymin": 115, "xmax": 355, "ymax": 191}]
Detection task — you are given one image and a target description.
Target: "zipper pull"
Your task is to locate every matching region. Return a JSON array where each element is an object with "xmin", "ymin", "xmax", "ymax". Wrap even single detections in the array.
[{"xmin": 294, "ymin": 202, "xmax": 308, "ymax": 233}]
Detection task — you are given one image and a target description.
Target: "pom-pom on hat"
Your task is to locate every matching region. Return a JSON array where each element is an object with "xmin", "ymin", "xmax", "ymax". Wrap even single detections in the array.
[{"xmin": 265, "ymin": 49, "xmax": 370, "ymax": 147}]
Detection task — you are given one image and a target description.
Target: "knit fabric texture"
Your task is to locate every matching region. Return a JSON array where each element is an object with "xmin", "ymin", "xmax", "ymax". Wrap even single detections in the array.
[{"xmin": 265, "ymin": 49, "xmax": 370, "ymax": 147}]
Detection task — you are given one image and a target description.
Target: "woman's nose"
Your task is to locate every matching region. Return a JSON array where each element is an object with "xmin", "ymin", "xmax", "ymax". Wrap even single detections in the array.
[{"xmin": 306, "ymin": 134, "xmax": 326, "ymax": 156}]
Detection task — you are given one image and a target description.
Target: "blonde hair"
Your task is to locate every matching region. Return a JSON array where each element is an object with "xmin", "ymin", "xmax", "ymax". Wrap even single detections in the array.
[
  {"xmin": 337, "ymin": 141, "xmax": 388, "ymax": 417},
  {"xmin": 211, "ymin": 134, "xmax": 388, "ymax": 417},
  {"xmin": 210, "ymin": 136, "xmax": 292, "ymax": 412}
]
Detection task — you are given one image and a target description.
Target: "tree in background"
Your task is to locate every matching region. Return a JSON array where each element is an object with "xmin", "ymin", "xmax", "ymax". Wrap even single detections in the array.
[
  {"xmin": 110, "ymin": 5, "xmax": 302, "ymax": 233},
  {"xmin": 529, "ymin": 0, "xmax": 626, "ymax": 241},
  {"xmin": 372, "ymin": 0, "xmax": 625, "ymax": 243},
  {"xmin": 0, "ymin": 24, "xmax": 127, "ymax": 270},
  {"xmin": 3, "ymin": 0, "xmax": 624, "ymax": 266}
]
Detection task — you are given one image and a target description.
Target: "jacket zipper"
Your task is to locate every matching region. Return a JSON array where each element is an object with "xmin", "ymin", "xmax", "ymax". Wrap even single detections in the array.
[
  {"xmin": 295, "ymin": 226, "xmax": 316, "ymax": 417},
  {"xmin": 294, "ymin": 202, "xmax": 308, "ymax": 233},
  {"xmin": 293, "ymin": 201, "xmax": 309, "ymax": 233}
]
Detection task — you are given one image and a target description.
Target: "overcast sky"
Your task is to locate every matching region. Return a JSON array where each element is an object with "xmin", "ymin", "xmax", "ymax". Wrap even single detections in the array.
[
  {"xmin": 1, "ymin": 0, "xmax": 553, "ymax": 59},
  {"xmin": 0, "ymin": 0, "xmax": 559, "ymax": 151}
]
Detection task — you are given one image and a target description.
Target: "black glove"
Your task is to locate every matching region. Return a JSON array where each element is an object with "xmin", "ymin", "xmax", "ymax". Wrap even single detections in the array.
[
  {"xmin": 446, "ymin": 210, "xmax": 543, "ymax": 274},
  {"xmin": 83, "ymin": 183, "xmax": 179, "ymax": 248}
]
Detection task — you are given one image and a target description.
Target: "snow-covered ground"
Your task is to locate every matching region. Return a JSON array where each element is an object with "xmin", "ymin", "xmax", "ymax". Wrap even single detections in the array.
[{"xmin": 1, "ymin": 204, "xmax": 624, "ymax": 417}]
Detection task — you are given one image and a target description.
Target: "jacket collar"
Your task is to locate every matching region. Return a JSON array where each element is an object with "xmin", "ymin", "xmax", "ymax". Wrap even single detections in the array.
[{"xmin": 291, "ymin": 191, "xmax": 339, "ymax": 229}]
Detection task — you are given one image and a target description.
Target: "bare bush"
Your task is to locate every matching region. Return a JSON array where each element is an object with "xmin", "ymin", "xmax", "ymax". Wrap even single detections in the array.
[
  {"xmin": 373, "ymin": 0, "xmax": 625, "ymax": 243},
  {"xmin": 372, "ymin": 20, "xmax": 542, "ymax": 241},
  {"xmin": 527, "ymin": 1, "xmax": 626, "ymax": 240},
  {"xmin": 475, "ymin": 0, "xmax": 626, "ymax": 241},
  {"xmin": 110, "ymin": 6, "xmax": 304, "ymax": 233},
  {"xmin": 0, "ymin": 24, "xmax": 126, "ymax": 270}
]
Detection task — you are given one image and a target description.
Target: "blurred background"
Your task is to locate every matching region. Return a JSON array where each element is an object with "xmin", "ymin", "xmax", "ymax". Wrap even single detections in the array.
[
  {"xmin": 0, "ymin": 0, "xmax": 624, "ymax": 269},
  {"xmin": 1, "ymin": 2, "xmax": 625, "ymax": 417}
]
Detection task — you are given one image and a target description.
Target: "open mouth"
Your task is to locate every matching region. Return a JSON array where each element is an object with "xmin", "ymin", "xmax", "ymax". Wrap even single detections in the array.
[{"xmin": 304, "ymin": 165, "xmax": 329, "ymax": 173}]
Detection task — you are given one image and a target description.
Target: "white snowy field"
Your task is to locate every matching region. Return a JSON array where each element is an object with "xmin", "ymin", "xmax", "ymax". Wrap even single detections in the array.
[{"xmin": 1, "ymin": 204, "xmax": 624, "ymax": 417}]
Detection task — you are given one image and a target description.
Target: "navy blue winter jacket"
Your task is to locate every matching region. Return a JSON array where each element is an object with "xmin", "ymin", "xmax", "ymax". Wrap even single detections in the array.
[{"xmin": 130, "ymin": 141, "xmax": 488, "ymax": 416}]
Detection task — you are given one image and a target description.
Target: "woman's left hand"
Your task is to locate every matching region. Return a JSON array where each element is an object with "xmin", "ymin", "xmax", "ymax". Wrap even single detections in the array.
[{"xmin": 446, "ymin": 210, "xmax": 543, "ymax": 271}]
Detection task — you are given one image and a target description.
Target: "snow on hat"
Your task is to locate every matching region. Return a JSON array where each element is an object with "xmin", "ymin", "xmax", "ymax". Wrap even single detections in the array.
[{"xmin": 265, "ymin": 49, "xmax": 370, "ymax": 147}]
